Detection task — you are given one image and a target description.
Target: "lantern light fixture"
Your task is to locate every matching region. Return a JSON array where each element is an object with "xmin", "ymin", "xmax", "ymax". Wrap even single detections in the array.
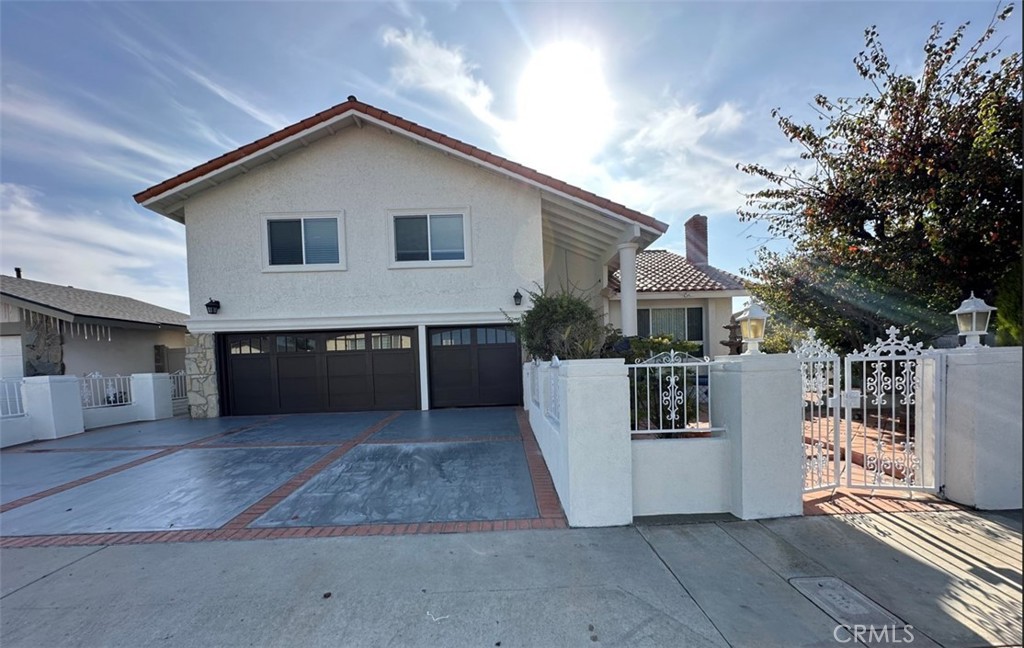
[
  {"xmin": 513, "ymin": 290, "xmax": 523, "ymax": 306},
  {"xmin": 205, "ymin": 299, "xmax": 221, "ymax": 315},
  {"xmin": 950, "ymin": 291, "xmax": 995, "ymax": 348},
  {"xmin": 734, "ymin": 300, "xmax": 769, "ymax": 355}
]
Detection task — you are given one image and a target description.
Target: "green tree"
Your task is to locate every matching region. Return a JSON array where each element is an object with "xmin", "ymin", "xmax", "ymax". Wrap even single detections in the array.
[{"xmin": 738, "ymin": 5, "xmax": 1022, "ymax": 352}]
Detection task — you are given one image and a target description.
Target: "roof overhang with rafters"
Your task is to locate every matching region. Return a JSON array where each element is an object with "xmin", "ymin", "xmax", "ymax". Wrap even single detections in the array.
[{"xmin": 134, "ymin": 97, "xmax": 667, "ymax": 264}]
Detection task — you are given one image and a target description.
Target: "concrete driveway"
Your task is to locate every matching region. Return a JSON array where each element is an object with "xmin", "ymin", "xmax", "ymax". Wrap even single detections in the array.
[{"xmin": 0, "ymin": 407, "xmax": 563, "ymax": 542}]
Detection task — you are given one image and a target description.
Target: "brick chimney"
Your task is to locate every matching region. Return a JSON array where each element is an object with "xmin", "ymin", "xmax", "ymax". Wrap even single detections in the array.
[{"xmin": 685, "ymin": 215, "xmax": 708, "ymax": 266}]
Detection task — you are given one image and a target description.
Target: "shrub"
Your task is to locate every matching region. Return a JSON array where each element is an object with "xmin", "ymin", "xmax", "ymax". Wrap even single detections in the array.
[
  {"xmin": 514, "ymin": 287, "xmax": 608, "ymax": 360},
  {"xmin": 602, "ymin": 330, "xmax": 701, "ymax": 363}
]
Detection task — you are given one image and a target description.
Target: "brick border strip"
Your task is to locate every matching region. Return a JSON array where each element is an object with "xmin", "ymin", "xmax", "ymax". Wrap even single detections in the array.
[
  {"xmin": 516, "ymin": 408, "xmax": 566, "ymax": 520},
  {"xmin": 0, "ymin": 418, "xmax": 283, "ymax": 514},
  {"xmin": 0, "ymin": 517, "xmax": 570, "ymax": 549},
  {"xmin": 220, "ymin": 412, "xmax": 403, "ymax": 530}
]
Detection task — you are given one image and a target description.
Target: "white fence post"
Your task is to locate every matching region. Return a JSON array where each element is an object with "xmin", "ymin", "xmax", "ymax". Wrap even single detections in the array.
[
  {"xmin": 131, "ymin": 373, "xmax": 174, "ymax": 422},
  {"xmin": 942, "ymin": 347, "xmax": 1023, "ymax": 510},
  {"xmin": 561, "ymin": 358, "xmax": 632, "ymax": 526},
  {"xmin": 22, "ymin": 376, "xmax": 85, "ymax": 440},
  {"xmin": 711, "ymin": 353, "xmax": 803, "ymax": 520}
]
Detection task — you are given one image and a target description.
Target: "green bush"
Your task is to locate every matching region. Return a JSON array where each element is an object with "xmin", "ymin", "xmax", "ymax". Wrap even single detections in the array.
[
  {"xmin": 514, "ymin": 287, "xmax": 608, "ymax": 360},
  {"xmin": 602, "ymin": 331, "xmax": 701, "ymax": 363}
]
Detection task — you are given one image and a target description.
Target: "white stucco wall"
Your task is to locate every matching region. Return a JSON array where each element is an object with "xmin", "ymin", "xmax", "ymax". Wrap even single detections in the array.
[
  {"xmin": 632, "ymin": 438, "xmax": 732, "ymax": 515},
  {"xmin": 942, "ymin": 347, "xmax": 1023, "ymax": 510},
  {"xmin": 183, "ymin": 124, "xmax": 545, "ymax": 330},
  {"xmin": 609, "ymin": 295, "xmax": 738, "ymax": 354},
  {"xmin": 63, "ymin": 328, "xmax": 185, "ymax": 377}
]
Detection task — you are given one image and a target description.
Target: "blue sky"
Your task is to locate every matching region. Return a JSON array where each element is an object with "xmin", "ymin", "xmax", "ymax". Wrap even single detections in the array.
[{"xmin": 1, "ymin": 1, "xmax": 1019, "ymax": 314}]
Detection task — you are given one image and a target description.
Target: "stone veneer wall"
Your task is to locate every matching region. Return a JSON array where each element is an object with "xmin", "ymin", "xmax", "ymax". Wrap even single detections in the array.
[
  {"xmin": 23, "ymin": 318, "xmax": 63, "ymax": 376},
  {"xmin": 185, "ymin": 333, "xmax": 219, "ymax": 418}
]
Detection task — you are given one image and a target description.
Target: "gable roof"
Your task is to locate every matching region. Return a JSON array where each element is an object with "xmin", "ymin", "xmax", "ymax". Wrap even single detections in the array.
[
  {"xmin": 134, "ymin": 96, "xmax": 668, "ymax": 235},
  {"xmin": 608, "ymin": 249, "xmax": 746, "ymax": 294},
  {"xmin": 0, "ymin": 275, "xmax": 187, "ymax": 328}
]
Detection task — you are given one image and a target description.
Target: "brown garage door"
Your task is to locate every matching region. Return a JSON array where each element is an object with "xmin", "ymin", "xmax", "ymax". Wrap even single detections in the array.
[
  {"xmin": 222, "ymin": 329, "xmax": 418, "ymax": 415},
  {"xmin": 428, "ymin": 325, "xmax": 522, "ymax": 408}
]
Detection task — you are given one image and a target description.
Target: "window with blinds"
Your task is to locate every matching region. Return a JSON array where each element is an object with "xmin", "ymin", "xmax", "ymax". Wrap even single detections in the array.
[{"xmin": 264, "ymin": 212, "xmax": 344, "ymax": 269}]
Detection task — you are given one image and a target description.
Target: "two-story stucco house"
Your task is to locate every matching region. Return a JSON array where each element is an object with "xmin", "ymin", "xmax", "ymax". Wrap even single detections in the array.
[{"xmin": 135, "ymin": 97, "xmax": 743, "ymax": 418}]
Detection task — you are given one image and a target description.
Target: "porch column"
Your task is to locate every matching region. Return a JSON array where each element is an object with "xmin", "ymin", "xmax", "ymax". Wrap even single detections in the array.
[{"xmin": 618, "ymin": 242, "xmax": 639, "ymax": 336}]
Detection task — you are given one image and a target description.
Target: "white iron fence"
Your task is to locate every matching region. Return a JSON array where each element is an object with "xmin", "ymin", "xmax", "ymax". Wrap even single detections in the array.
[
  {"xmin": 1, "ymin": 378, "xmax": 25, "ymax": 418},
  {"xmin": 627, "ymin": 351, "xmax": 719, "ymax": 435},
  {"xmin": 170, "ymin": 370, "xmax": 187, "ymax": 401},
  {"xmin": 80, "ymin": 373, "xmax": 133, "ymax": 409}
]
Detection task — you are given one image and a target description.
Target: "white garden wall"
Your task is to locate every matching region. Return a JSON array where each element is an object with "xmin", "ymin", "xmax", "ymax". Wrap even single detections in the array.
[
  {"xmin": 0, "ymin": 374, "xmax": 174, "ymax": 448},
  {"xmin": 632, "ymin": 438, "xmax": 731, "ymax": 515}
]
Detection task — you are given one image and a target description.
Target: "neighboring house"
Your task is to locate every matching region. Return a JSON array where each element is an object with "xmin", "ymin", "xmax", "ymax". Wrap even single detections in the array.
[
  {"xmin": 606, "ymin": 215, "xmax": 748, "ymax": 358},
  {"xmin": 0, "ymin": 273, "xmax": 187, "ymax": 378},
  {"xmin": 134, "ymin": 96, "xmax": 687, "ymax": 417}
]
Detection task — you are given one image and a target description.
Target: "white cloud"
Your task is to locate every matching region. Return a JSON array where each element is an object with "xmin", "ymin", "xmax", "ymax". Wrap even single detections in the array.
[
  {"xmin": 624, "ymin": 101, "xmax": 744, "ymax": 157},
  {"xmin": 0, "ymin": 183, "xmax": 189, "ymax": 313},
  {"xmin": 0, "ymin": 89, "xmax": 198, "ymax": 178},
  {"xmin": 180, "ymin": 67, "xmax": 291, "ymax": 132},
  {"xmin": 381, "ymin": 27, "xmax": 505, "ymax": 131}
]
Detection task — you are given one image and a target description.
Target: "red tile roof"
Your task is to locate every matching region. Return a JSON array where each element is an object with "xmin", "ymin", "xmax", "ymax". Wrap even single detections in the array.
[
  {"xmin": 609, "ymin": 249, "xmax": 746, "ymax": 293},
  {"xmin": 134, "ymin": 97, "xmax": 667, "ymax": 233}
]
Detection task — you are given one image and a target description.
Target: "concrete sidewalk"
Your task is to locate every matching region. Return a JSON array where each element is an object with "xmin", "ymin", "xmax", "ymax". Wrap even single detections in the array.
[{"xmin": 1, "ymin": 508, "xmax": 1020, "ymax": 647}]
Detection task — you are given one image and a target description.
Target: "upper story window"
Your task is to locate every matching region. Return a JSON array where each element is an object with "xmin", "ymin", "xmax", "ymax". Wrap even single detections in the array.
[
  {"xmin": 262, "ymin": 212, "xmax": 345, "ymax": 272},
  {"xmin": 389, "ymin": 209, "xmax": 471, "ymax": 268},
  {"xmin": 638, "ymin": 307, "xmax": 705, "ymax": 356}
]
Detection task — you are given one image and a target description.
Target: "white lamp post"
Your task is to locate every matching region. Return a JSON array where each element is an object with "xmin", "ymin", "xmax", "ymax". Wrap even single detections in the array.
[
  {"xmin": 950, "ymin": 291, "xmax": 996, "ymax": 348},
  {"xmin": 735, "ymin": 300, "xmax": 769, "ymax": 355}
]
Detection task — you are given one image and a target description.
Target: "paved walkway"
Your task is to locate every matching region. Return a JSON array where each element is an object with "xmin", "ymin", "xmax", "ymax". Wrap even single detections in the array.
[
  {"xmin": 0, "ymin": 408, "xmax": 564, "ymax": 547},
  {"xmin": 1, "ymin": 508, "xmax": 1019, "ymax": 647}
]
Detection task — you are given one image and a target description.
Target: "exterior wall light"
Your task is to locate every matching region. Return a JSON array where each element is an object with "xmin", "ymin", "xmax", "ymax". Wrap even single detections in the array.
[
  {"xmin": 735, "ymin": 300, "xmax": 768, "ymax": 355},
  {"xmin": 950, "ymin": 291, "xmax": 995, "ymax": 348},
  {"xmin": 205, "ymin": 299, "xmax": 221, "ymax": 315},
  {"xmin": 513, "ymin": 290, "xmax": 523, "ymax": 306}
]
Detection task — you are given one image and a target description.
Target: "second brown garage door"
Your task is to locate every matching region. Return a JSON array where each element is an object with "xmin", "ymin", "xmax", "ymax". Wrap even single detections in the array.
[
  {"xmin": 222, "ymin": 329, "xmax": 418, "ymax": 415},
  {"xmin": 428, "ymin": 325, "xmax": 522, "ymax": 408}
]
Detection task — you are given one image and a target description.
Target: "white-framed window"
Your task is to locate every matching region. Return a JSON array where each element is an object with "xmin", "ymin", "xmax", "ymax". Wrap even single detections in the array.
[
  {"xmin": 637, "ymin": 307, "xmax": 705, "ymax": 356},
  {"xmin": 387, "ymin": 208, "xmax": 471, "ymax": 268},
  {"xmin": 261, "ymin": 211, "xmax": 345, "ymax": 272}
]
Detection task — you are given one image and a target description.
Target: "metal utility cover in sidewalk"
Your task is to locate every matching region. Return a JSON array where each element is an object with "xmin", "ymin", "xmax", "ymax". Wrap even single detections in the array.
[{"xmin": 790, "ymin": 576, "xmax": 905, "ymax": 629}]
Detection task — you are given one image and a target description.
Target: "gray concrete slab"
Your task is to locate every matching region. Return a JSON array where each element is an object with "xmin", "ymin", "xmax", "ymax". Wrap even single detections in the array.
[
  {"xmin": 371, "ymin": 407, "xmax": 519, "ymax": 442},
  {"xmin": 717, "ymin": 520, "xmax": 831, "ymax": 580},
  {"xmin": 21, "ymin": 416, "xmax": 269, "ymax": 449},
  {"xmin": 0, "ymin": 528, "xmax": 727, "ymax": 648},
  {"xmin": 763, "ymin": 511, "xmax": 1023, "ymax": 647},
  {"xmin": 0, "ymin": 450, "xmax": 159, "ymax": 504},
  {"xmin": 253, "ymin": 441, "xmax": 537, "ymax": 526},
  {"xmin": 0, "ymin": 447, "xmax": 332, "ymax": 535},
  {"xmin": 0, "ymin": 545, "xmax": 103, "ymax": 597},
  {"xmin": 209, "ymin": 411, "xmax": 391, "ymax": 445},
  {"xmin": 639, "ymin": 523, "xmax": 854, "ymax": 647}
]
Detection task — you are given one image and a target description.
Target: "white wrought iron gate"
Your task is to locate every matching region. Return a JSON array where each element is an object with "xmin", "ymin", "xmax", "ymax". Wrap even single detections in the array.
[
  {"xmin": 797, "ymin": 331, "xmax": 842, "ymax": 492},
  {"xmin": 800, "ymin": 327, "xmax": 943, "ymax": 495}
]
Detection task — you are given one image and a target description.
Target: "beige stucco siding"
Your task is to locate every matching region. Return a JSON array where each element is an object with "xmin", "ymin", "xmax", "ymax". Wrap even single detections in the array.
[
  {"xmin": 63, "ymin": 327, "xmax": 186, "ymax": 377},
  {"xmin": 183, "ymin": 125, "xmax": 545, "ymax": 329},
  {"xmin": 543, "ymin": 243, "xmax": 605, "ymax": 307},
  {"xmin": 608, "ymin": 295, "xmax": 737, "ymax": 357}
]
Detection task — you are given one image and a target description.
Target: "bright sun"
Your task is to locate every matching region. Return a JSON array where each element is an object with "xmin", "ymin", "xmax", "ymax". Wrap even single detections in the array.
[{"xmin": 508, "ymin": 41, "xmax": 614, "ymax": 175}]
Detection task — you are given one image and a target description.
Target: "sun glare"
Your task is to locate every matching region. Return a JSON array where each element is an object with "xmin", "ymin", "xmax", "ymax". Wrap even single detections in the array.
[{"xmin": 508, "ymin": 41, "xmax": 614, "ymax": 176}]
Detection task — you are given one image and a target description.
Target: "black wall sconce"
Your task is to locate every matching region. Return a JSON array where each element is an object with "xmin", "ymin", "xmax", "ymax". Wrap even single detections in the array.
[
  {"xmin": 205, "ymin": 298, "xmax": 221, "ymax": 315},
  {"xmin": 513, "ymin": 290, "xmax": 523, "ymax": 306}
]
